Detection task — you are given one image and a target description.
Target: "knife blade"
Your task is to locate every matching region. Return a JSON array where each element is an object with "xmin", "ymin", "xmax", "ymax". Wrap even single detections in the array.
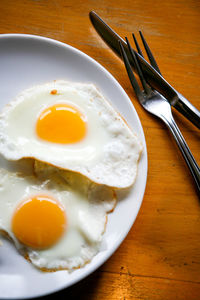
[{"xmin": 89, "ymin": 11, "xmax": 200, "ymax": 129}]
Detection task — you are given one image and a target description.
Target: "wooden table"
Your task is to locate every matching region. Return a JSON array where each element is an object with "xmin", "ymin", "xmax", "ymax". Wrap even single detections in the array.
[{"xmin": 0, "ymin": 1, "xmax": 199, "ymax": 299}]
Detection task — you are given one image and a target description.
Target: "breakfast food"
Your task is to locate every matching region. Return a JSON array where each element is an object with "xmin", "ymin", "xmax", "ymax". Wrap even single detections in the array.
[
  {"xmin": 0, "ymin": 80, "xmax": 142, "ymax": 272},
  {"xmin": 0, "ymin": 80, "xmax": 142, "ymax": 189},
  {"xmin": 0, "ymin": 168, "xmax": 116, "ymax": 271}
]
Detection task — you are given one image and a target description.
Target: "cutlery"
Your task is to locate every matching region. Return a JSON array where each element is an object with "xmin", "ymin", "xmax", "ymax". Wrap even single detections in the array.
[
  {"xmin": 119, "ymin": 36, "xmax": 200, "ymax": 195},
  {"xmin": 89, "ymin": 11, "xmax": 200, "ymax": 129}
]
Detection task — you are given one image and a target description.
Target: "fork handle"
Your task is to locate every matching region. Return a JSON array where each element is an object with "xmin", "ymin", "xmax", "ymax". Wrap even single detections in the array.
[{"xmin": 164, "ymin": 116, "xmax": 200, "ymax": 196}]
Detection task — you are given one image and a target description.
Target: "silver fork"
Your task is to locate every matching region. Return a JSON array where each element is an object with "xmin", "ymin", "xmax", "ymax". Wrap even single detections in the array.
[{"xmin": 118, "ymin": 35, "xmax": 200, "ymax": 196}]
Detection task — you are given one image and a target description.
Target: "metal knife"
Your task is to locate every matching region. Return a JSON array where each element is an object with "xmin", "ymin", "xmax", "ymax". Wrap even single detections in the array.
[{"xmin": 89, "ymin": 11, "xmax": 200, "ymax": 129}]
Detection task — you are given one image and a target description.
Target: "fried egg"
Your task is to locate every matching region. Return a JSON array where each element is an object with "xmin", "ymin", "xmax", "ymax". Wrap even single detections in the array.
[
  {"xmin": 0, "ymin": 80, "xmax": 142, "ymax": 188},
  {"xmin": 0, "ymin": 167, "xmax": 116, "ymax": 271}
]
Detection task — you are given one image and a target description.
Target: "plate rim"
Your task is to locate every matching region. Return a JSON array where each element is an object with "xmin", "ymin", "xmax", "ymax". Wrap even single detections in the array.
[{"xmin": 0, "ymin": 33, "xmax": 148, "ymax": 299}]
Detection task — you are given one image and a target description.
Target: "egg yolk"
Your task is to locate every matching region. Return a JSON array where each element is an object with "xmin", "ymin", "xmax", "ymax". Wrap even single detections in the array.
[
  {"xmin": 36, "ymin": 103, "xmax": 87, "ymax": 144},
  {"xmin": 12, "ymin": 195, "xmax": 66, "ymax": 249}
]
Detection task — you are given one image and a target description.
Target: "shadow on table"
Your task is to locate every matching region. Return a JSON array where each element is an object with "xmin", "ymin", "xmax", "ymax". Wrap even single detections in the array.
[{"xmin": 36, "ymin": 268, "xmax": 103, "ymax": 300}]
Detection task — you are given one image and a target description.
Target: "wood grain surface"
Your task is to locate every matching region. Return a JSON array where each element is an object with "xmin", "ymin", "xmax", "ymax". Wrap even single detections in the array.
[{"xmin": 0, "ymin": 0, "xmax": 199, "ymax": 299}]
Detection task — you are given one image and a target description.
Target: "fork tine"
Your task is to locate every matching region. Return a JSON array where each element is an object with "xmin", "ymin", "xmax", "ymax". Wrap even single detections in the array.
[
  {"xmin": 132, "ymin": 33, "xmax": 143, "ymax": 57},
  {"xmin": 118, "ymin": 40, "xmax": 143, "ymax": 101},
  {"xmin": 139, "ymin": 31, "xmax": 162, "ymax": 75},
  {"xmin": 125, "ymin": 37, "xmax": 151, "ymax": 95}
]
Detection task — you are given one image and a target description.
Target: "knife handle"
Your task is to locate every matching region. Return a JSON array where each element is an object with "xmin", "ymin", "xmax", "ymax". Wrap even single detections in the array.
[
  {"xmin": 172, "ymin": 93, "xmax": 200, "ymax": 129},
  {"xmin": 136, "ymin": 54, "xmax": 200, "ymax": 129},
  {"xmin": 130, "ymin": 52, "xmax": 200, "ymax": 130}
]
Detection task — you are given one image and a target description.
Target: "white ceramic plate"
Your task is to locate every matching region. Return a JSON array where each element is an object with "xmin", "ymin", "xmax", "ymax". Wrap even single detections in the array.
[{"xmin": 0, "ymin": 34, "xmax": 147, "ymax": 299}]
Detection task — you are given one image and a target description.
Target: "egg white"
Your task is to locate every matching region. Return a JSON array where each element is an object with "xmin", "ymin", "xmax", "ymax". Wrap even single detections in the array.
[
  {"xmin": 0, "ymin": 167, "xmax": 116, "ymax": 271},
  {"xmin": 0, "ymin": 80, "xmax": 142, "ymax": 188}
]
